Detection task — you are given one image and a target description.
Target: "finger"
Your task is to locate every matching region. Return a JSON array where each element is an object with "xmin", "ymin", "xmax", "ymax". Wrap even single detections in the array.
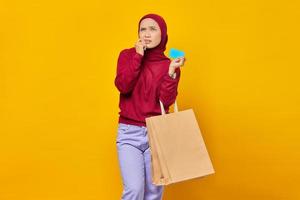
[
  {"xmin": 138, "ymin": 39, "xmax": 145, "ymax": 46},
  {"xmin": 180, "ymin": 57, "xmax": 185, "ymax": 63},
  {"xmin": 180, "ymin": 59, "xmax": 185, "ymax": 66},
  {"xmin": 137, "ymin": 38, "xmax": 142, "ymax": 44},
  {"xmin": 175, "ymin": 58, "xmax": 181, "ymax": 63},
  {"xmin": 173, "ymin": 62, "xmax": 181, "ymax": 67},
  {"xmin": 175, "ymin": 58, "xmax": 183, "ymax": 66}
]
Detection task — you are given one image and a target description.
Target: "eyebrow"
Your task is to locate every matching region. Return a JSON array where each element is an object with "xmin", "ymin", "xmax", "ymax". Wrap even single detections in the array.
[{"xmin": 140, "ymin": 26, "xmax": 157, "ymax": 29}]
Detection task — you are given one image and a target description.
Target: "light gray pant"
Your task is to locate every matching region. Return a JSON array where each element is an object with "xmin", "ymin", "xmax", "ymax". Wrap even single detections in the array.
[{"xmin": 116, "ymin": 123, "xmax": 164, "ymax": 200}]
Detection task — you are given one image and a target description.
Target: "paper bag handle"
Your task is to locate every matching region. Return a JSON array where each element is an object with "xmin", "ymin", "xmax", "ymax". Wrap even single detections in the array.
[{"xmin": 159, "ymin": 99, "xmax": 178, "ymax": 115}]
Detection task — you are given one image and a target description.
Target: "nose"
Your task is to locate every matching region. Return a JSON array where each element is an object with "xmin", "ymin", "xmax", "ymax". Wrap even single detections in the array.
[{"xmin": 145, "ymin": 30, "xmax": 151, "ymax": 37}]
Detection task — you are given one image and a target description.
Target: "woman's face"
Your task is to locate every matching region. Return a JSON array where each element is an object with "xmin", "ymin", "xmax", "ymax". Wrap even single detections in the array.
[{"xmin": 139, "ymin": 18, "xmax": 161, "ymax": 49}]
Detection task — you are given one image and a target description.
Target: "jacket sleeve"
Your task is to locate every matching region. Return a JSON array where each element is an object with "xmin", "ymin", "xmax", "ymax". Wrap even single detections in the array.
[
  {"xmin": 157, "ymin": 67, "xmax": 181, "ymax": 108},
  {"xmin": 114, "ymin": 49, "xmax": 144, "ymax": 94}
]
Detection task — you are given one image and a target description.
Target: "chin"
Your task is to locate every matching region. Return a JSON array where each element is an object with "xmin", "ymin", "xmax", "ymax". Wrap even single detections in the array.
[{"xmin": 146, "ymin": 44, "xmax": 158, "ymax": 49}]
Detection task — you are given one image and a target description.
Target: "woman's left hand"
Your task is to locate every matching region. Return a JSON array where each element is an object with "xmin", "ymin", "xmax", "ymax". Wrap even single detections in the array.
[{"xmin": 169, "ymin": 57, "xmax": 186, "ymax": 74}]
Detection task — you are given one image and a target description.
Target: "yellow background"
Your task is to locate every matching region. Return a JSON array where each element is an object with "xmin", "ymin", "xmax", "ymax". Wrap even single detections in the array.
[{"xmin": 1, "ymin": 0, "xmax": 299, "ymax": 199}]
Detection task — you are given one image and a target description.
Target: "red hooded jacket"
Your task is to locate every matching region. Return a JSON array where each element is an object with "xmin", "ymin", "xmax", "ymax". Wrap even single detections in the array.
[{"xmin": 114, "ymin": 14, "xmax": 181, "ymax": 127}]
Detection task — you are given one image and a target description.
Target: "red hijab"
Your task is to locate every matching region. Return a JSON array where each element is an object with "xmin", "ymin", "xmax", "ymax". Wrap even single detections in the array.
[{"xmin": 137, "ymin": 13, "xmax": 170, "ymax": 62}]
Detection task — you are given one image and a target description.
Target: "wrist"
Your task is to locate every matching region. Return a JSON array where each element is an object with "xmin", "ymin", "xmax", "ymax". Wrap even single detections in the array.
[
  {"xmin": 168, "ymin": 66, "xmax": 176, "ymax": 74},
  {"xmin": 168, "ymin": 68, "xmax": 177, "ymax": 79},
  {"xmin": 136, "ymin": 51, "xmax": 144, "ymax": 56}
]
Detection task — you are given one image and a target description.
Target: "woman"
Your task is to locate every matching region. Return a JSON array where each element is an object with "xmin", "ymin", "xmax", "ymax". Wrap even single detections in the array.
[{"xmin": 114, "ymin": 13, "xmax": 185, "ymax": 200}]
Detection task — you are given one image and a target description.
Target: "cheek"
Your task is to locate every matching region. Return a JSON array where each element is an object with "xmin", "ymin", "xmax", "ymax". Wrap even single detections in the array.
[{"xmin": 153, "ymin": 33, "xmax": 161, "ymax": 44}]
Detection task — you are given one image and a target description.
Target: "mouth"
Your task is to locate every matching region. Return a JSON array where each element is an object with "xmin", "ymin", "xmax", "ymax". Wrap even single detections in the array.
[{"xmin": 144, "ymin": 39, "xmax": 152, "ymax": 43}]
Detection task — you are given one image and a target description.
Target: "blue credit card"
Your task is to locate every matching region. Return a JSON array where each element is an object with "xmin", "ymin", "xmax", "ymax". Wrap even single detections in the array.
[{"xmin": 169, "ymin": 48, "xmax": 185, "ymax": 59}]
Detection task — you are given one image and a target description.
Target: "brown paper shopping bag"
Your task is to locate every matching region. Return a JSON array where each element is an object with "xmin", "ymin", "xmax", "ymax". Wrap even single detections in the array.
[{"xmin": 145, "ymin": 100, "xmax": 215, "ymax": 185}]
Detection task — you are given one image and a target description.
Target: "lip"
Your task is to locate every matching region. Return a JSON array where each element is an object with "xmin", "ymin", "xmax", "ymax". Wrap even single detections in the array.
[{"xmin": 144, "ymin": 39, "xmax": 152, "ymax": 43}]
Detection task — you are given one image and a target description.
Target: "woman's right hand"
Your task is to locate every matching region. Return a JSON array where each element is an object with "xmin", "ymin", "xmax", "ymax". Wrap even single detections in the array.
[{"xmin": 135, "ymin": 38, "xmax": 146, "ymax": 56}]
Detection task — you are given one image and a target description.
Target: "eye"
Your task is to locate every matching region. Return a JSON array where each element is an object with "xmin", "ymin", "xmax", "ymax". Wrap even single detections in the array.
[{"xmin": 140, "ymin": 28, "xmax": 146, "ymax": 31}]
